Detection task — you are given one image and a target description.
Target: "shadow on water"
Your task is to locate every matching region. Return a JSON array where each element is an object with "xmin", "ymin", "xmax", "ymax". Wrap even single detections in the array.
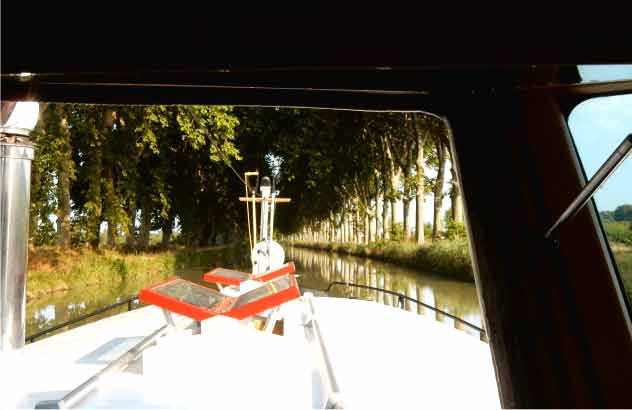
[
  {"xmin": 287, "ymin": 246, "xmax": 484, "ymax": 338},
  {"xmin": 26, "ymin": 244, "xmax": 484, "ymax": 341},
  {"xmin": 26, "ymin": 245, "xmax": 251, "ymax": 340}
]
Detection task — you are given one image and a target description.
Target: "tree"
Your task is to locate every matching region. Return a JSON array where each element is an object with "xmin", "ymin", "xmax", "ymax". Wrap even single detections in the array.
[
  {"xmin": 29, "ymin": 104, "xmax": 464, "ymax": 250},
  {"xmin": 29, "ymin": 104, "xmax": 59, "ymax": 246},
  {"xmin": 411, "ymin": 113, "xmax": 447, "ymax": 244},
  {"xmin": 613, "ymin": 204, "xmax": 632, "ymax": 222}
]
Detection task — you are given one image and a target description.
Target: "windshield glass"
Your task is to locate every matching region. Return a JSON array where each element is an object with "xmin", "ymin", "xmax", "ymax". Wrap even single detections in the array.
[{"xmin": 568, "ymin": 93, "xmax": 632, "ymax": 306}]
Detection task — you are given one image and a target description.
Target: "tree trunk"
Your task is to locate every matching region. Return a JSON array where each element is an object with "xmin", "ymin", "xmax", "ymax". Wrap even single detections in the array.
[
  {"xmin": 401, "ymin": 164, "xmax": 412, "ymax": 241},
  {"xmin": 374, "ymin": 194, "xmax": 380, "ymax": 241},
  {"xmin": 139, "ymin": 202, "xmax": 151, "ymax": 248},
  {"xmin": 355, "ymin": 205, "xmax": 360, "ymax": 243},
  {"xmin": 403, "ymin": 197, "xmax": 410, "ymax": 241},
  {"xmin": 450, "ymin": 165, "xmax": 464, "ymax": 223},
  {"xmin": 365, "ymin": 211, "xmax": 370, "ymax": 244},
  {"xmin": 331, "ymin": 220, "xmax": 335, "ymax": 242},
  {"xmin": 106, "ymin": 222, "xmax": 116, "ymax": 248},
  {"xmin": 102, "ymin": 163, "xmax": 117, "ymax": 249},
  {"xmin": 87, "ymin": 109, "xmax": 113, "ymax": 250},
  {"xmin": 341, "ymin": 215, "xmax": 346, "ymax": 242},
  {"xmin": 329, "ymin": 220, "xmax": 334, "ymax": 242},
  {"xmin": 432, "ymin": 143, "xmax": 448, "ymax": 239},
  {"xmin": 161, "ymin": 215, "xmax": 173, "ymax": 247},
  {"xmin": 125, "ymin": 199, "xmax": 136, "ymax": 247},
  {"xmin": 382, "ymin": 195, "xmax": 389, "ymax": 241},
  {"xmin": 390, "ymin": 198, "xmax": 397, "ymax": 240},
  {"xmin": 57, "ymin": 109, "xmax": 72, "ymax": 248},
  {"xmin": 382, "ymin": 138, "xmax": 401, "ymax": 242},
  {"xmin": 91, "ymin": 222, "xmax": 101, "ymax": 250},
  {"xmin": 414, "ymin": 117, "xmax": 427, "ymax": 245},
  {"xmin": 389, "ymin": 165, "xmax": 401, "ymax": 241}
]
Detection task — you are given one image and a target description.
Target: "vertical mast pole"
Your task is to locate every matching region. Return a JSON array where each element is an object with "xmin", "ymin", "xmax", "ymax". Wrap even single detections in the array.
[{"xmin": 0, "ymin": 135, "xmax": 34, "ymax": 352}]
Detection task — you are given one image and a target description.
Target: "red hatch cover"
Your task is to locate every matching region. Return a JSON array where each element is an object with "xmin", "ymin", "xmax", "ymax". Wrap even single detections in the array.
[
  {"xmin": 203, "ymin": 262, "xmax": 296, "ymax": 286},
  {"xmin": 139, "ymin": 273, "xmax": 300, "ymax": 321}
]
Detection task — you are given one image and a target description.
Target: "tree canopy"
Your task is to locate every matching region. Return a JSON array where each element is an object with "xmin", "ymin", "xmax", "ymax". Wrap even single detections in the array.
[
  {"xmin": 613, "ymin": 204, "xmax": 632, "ymax": 222},
  {"xmin": 29, "ymin": 105, "xmax": 459, "ymax": 249}
]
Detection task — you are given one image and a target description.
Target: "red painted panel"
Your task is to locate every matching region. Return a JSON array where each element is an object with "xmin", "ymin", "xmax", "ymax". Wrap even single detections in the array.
[
  {"xmin": 225, "ymin": 274, "xmax": 300, "ymax": 320},
  {"xmin": 256, "ymin": 261, "xmax": 296, "ymax": 282},
  {"xmin": 202, "ymin": 268, "xmax": 249, "ymax": 286},
  {"xmin": 140, "ymin": 273, "xmax": 300, "ymax": 322},
  {"xmin": 203, "ymin": 261, "xmax": 297, "ymax": 285},
  {"xmin": 139, "ymin": 277, "xmax": 226, "ymax": 321}
]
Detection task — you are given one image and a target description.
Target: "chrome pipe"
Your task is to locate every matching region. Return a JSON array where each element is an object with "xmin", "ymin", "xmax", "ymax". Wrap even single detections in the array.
[
  {"xmin": 269, "ymin": 190, "xmax": 277, "ymax": 242},
  {"xmin": 260, "ymin": 185, "xmax": 271, "ymax": 242},
  {"xmin": 35, "ymin": 324, "xmax": 169, "ymax": 409},
  {"xmin": 305, "ymin": 297, "xmax": 344, "ymax": 409},
  {"xmin": 0, "ymin": 136, "xmax": 34, "ymax": 352}
]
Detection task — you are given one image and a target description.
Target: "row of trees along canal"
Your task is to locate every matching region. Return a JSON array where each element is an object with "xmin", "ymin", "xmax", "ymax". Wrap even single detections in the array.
[{"xmin": 29, "ymin": 105, "xmax": 463, "ymax": 250}]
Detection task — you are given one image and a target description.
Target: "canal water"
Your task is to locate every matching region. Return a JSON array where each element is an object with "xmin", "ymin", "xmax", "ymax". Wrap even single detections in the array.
[
  {"xmin": 26, "ymin": 246, "xmax": 483, "ymax": 341},
  {"xmin": 288, "ymin": 246, "xmax": 483, "ymax": 338}
]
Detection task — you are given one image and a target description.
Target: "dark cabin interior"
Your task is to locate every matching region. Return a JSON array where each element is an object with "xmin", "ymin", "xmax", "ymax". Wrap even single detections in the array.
[{"xmin": 3, "ymin": 13, "xmax": 632, "ymax": 408}]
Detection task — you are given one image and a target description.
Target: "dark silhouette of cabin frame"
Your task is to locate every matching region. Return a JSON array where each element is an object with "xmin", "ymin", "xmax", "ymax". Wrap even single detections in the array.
[{"xmin": 3, "ymin": 16, "xmax": 631, "ymax": 408}]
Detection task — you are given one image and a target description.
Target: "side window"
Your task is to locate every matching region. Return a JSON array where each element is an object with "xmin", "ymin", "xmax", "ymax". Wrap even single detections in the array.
[{"xmin": 567, "ymin": 93, "xmax": 632, "ymax": 306}]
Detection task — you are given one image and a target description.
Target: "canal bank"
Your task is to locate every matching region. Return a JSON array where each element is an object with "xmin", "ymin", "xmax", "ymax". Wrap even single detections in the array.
[
  {"xmin": 285, "ymin": 240, "xmax": 474, "ymax": 282},
  {"xmin": 25, "ymin": 245, "xmax": 250, "ymax": 340},
  {"xmin": 26, "ymin": 245, "xmax": 249, "ymax": 300},
  {"xmin": 26, "ymin": 244, "xmax": 484, "ymax": 342}
]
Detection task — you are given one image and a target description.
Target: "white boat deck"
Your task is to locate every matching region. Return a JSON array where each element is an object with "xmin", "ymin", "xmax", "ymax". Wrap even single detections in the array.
[
  {"xmin": 305, "ymin": 297, "xmax": 499, "ymax": 408},
  {"xmin": 4, "ymin": 297, "xmax": 500, "ymax": 409},
  {"xmin": 4, "ymin": 306, "xmax": 168, "ymax": 409}
]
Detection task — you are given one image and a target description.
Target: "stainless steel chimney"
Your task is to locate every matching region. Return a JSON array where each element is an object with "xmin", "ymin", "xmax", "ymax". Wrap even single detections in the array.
[
  {"xmin": 0, "ymin": 136, "xmax": 34, "ymax": 351},
  {"xmin": 1, "ymin": 101, "xmax": 38, "ymax": 352}
]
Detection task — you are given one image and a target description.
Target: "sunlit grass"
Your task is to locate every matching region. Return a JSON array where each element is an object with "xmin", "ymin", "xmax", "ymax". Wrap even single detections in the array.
[
  {"xmin": 613, "ymin": 247, "xmax": 632, "ymax": 303},
  {"xmin": 288, "ymin": 240, "xmax": 474, "ymax": 282},
  {"xmin": 289, "ymin": 240, "xmax": 632, "ymax": 300},
  {"xmin": 26, "ymin": 245, "xmax": 236, "ymax": 301}
]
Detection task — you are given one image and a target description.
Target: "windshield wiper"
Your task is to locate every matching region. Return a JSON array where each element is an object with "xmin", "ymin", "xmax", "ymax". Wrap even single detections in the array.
[{"xmin": 545, "ymin": 133, "xmax": 632, "ymax": 239}]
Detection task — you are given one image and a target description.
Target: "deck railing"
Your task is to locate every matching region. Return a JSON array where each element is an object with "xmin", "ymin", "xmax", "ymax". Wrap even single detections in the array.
[
  {"xmin": 25, "ymin": 295, "xmax": 140, "ymax": 344},
  {"xmin": 26, "ymin": 281, "xmax": 487, "ymax": 343},
  {"xmin": 325, "ymin": 281, "xmax": 487, "ymax": 341}
]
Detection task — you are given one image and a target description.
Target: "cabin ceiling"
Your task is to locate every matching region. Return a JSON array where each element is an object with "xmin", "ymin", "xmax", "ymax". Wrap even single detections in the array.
[{"xmin": 2, "ymin": 11, "xmax": 631, "ymax": 107}]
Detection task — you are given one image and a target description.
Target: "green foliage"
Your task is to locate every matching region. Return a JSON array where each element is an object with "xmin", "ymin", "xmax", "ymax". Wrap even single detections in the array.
[
  {"xmin": 604, "ymin": 220, "xmax": 632, "ymax": 245},
  {"xmin": 600, "ymin": 210, "xmax": 615, "ymax": 221},
  {"xmin": 613, "ymin": 204, "xmax": 632, "ymax": 222},
  {"xmin": 423, "ymin": 223, "xmax": 433, "ymax": 238},
  {"xmin": 444, "ymin": 220, "xmax": 467, "ymax": 240},
  {"xmin": 29, "ymin": 104, "xmax": 244, "ymax": 249},
  {"xmin": 31, "ymin": 219, "xmax": 57, "ymax": 246},
  {"xmin": 29, "ymin": 104, "xmax": 71, "ymax": 245},
  {"xmin": 29, "ymin": 105, "xmax": 451, "ymax": 250},
  {"xmin": 613, "ymin": 250, "xmax": 632, "ymax": 304},
  {"xmin": 289, "ymin": 239, "xmax": 473, "ymax": 281},
  {"xmin": 390, "ymin": 222, "xmax": 404, "ymax": 241}
]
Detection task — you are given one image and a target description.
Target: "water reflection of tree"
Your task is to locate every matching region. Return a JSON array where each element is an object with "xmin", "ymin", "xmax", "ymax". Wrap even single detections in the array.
[
  {"xmin": 26, "ymin": 248, "xmax": 250, "ymax": 341},
  {"xmin": 288, "ymin": 246, "xmax": 483, "ymax": 336}
]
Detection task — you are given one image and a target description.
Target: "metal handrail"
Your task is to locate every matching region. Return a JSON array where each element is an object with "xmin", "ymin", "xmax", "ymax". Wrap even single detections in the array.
[
  {"xmin": 26, "ymin": 283, "xmax": 486, "ymax": 342},
  {"xmin": 26, "ymin": 295, "xmax": 140, "ymax": 344},
  {"xmin": 35, "ymin": 324, "xmax": 170, "ymax": 409},
  {"xmin": 325, "ymin": 281, "xmax": 486, "ymax": 336}
]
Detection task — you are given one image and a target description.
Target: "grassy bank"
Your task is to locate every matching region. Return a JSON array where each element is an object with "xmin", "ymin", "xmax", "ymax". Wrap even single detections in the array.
[
  {"xmin": 287, "ymin": 240, "xmax": 474, "ymax": 282},
  {"xmin": 288, "ymin": 240, "xmax": 632, "ymax": 297},
  {"xmin": 612, "ymin": 246, "xmax": 632, "ymax": 302},
  {"xmin": 26, "ymin": 245, "xmax": 240, "ymax": 301}
]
